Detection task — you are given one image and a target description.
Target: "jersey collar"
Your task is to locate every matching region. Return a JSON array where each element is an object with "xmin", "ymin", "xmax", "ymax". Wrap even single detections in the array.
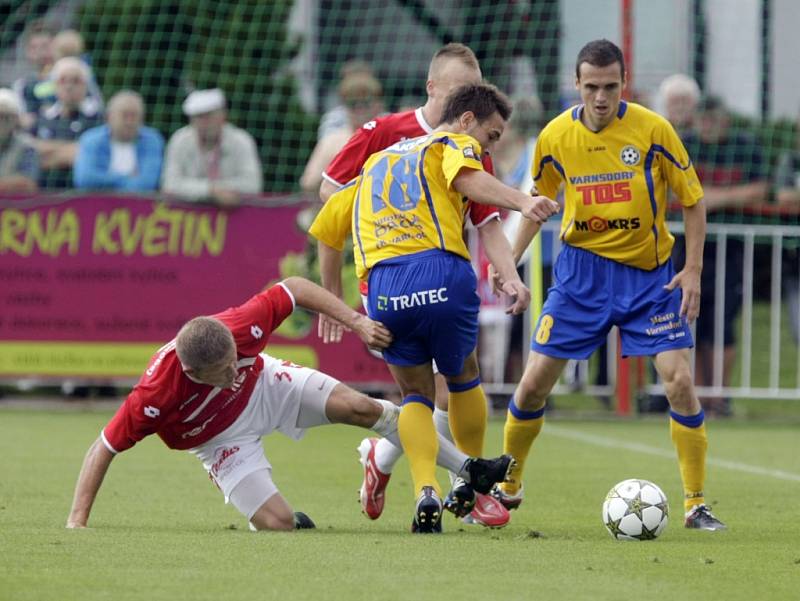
[
  {"xmin": 415, "ymin": 107, "xmax": 435, "ymax": 133},
  {"xmin": 572, "ymin": 100, "xmax": 628, "ymax": 129}
]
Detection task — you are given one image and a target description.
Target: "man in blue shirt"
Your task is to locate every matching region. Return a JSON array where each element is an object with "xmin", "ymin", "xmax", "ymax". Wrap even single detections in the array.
[{"xmin": 74, "ymin": 90, "xmax": 164, "ymax": 192}]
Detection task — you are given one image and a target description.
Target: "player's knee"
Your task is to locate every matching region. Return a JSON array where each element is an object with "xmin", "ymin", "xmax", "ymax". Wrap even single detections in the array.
[
  {"xmin": 515, "ymin": 377, "xmax": 549, "ymax": 409},
  {"xmin": 250, "ymin": 506, "xmax": 295, "ymax": 531},
  {"xmin": 661, "ymin": 363, "xmax": 693, "ymax": 393}
]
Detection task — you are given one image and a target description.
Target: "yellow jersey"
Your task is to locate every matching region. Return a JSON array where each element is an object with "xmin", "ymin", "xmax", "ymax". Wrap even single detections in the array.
[
  {"xmin": 533, "ymin": 101, "xmax": 703, "ymax": 270},
  {"xmin": 310, "ymin": 132, "xmax": 485, "ymax": 280}
]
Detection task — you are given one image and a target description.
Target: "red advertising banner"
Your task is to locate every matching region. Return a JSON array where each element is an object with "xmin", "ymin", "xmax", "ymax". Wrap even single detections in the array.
[{"xmin": 0, "ymin": 194, "xmax": 392, "ymax": 384}]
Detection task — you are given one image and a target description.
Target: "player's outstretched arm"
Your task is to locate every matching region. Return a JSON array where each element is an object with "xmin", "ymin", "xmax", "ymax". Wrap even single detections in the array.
[
  {"xmin": 452, "ymin": 169, "xmax": 559, "ymax": 223},
  {"xmin": 66, "ymin": 437, "xmax": 115, "ymax": 528},
  {"xmin": 316, "ymin": 241, "xmax": 348, "ymax": 343},
  {"xmin": 282, "ymin": 276, "xmax": 392, "ymax": 350},
  {"xmin": 478, "ymin": 219, "xmax": 530, "ymax": 315}
]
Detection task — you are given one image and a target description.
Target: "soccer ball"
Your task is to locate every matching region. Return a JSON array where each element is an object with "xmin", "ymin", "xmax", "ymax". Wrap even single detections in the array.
[{"xmin": 602, "ymin": 479, "xmax": 669, "ymax": 541}]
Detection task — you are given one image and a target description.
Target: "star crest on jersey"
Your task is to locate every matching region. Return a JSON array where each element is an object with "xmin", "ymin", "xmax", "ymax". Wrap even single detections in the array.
[{"xmin": 620, "ymin": 145, "xmax": 640, "ymax": 166}]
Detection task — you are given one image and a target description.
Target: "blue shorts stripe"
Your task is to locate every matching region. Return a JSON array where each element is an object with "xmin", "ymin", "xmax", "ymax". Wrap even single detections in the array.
[
  {"xmin": 402, "ymin": 394, "xmax": 434, "ymax": 411},
  {"xmin": 447, "ymin": 377, "xmax": 481, "ymax": 393},
  {"xmin": 670, "ymin": 409, "xmax": 705, "ymax": 428},
  {"xmin": 508, "ymin": 397, "xmax": 545, "ymax": 420}
]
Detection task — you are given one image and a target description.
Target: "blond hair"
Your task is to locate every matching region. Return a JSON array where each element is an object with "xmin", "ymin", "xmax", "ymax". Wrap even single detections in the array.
[
  {"xmin": 428, "ymin": 43, "xmax": 480, "ymax": 79},
  {"xmin": 175, "ymin": 316, "xmax": 235, "ymax": 370}
]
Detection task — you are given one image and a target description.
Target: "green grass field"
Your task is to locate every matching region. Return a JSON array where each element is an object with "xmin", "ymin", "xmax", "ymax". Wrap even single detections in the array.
[{"xmin": 2, "ymin": 407, "xmax": 799, "ymax": 601}]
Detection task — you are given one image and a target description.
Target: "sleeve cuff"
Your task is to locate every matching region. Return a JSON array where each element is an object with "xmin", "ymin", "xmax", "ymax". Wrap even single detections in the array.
[
  {"xmin": 277, "ymin": 282, "xmax": 297, "ymax": 310},
  {"xmin": 321, "ymin": 172, "xmax": 344, "ymax": 188},
  {"xmin": 473, "ymin": 212, "xmax": 501, "ymax": 228},
  {"xmin": 100, "ymin": 430, "xmax": 119, "ymax": 455}
]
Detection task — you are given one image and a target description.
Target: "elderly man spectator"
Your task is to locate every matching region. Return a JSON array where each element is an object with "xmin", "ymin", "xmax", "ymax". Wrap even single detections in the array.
[
  {"xmin": 656, "ymin": 74, "xmax": 701, "ymax": 138},
  {"xmin": 161, "ymin": 88, "xmax": 262, "ymax": 206},
  {"xmin": 73, "ymin": 91, "xmax": 163, "ymax": 191},
  {"xmin": 33, "ymin": 57, "xmax": 103, "ymax": 189},
  {"xmin": 51, "ymin": 29, "xmax": 104, "ymax": 113},
  {"xmin": 0, "ymin": 89, "xmax": 39, "ymax": 193}
]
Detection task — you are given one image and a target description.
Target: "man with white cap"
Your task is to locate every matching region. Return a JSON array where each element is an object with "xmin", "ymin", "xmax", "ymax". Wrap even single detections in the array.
[
  {"xmin": 162, "ymin": 88, "xmax": 262, "ymax": 206},
  {"xmin": 0, "ymin": 88, "xmax": 40, "ymax": 193}
]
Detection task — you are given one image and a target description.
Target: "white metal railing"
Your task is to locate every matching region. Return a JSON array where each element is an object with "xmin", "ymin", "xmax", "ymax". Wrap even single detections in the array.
[{"xmin": 478, "ymin": 221, "xmax": 800, "ymax": 402}]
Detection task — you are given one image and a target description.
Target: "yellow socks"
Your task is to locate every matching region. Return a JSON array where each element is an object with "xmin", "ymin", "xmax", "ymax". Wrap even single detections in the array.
[
  {"xmin": 669, "ymin": 410, "xmax": 708, "ymax": 511},
  {"xmin": 398, "ymin": 395, "xmax": 439, "ymax": 496},
  {"xmin": 447, "ymin": 378, "xmax": 487, "ymax": 457},
  {"xmin": 501, "ymin": 398, "xmax": 544, "ymax": 495}
]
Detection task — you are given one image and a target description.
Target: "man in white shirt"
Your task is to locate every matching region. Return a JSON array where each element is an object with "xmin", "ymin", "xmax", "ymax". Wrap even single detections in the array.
[{"xmin": 162, "ymin": 88, "xmax": 263, "ymax": 206}]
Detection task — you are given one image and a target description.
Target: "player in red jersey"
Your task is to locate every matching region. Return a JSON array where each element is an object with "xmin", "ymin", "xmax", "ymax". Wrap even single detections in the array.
[
  {"xmin": 66, "ymin": 277, "xmax": 512, "ymax": 532},
  {"xmin": 316, "ymin": 44, "xmax": 528, "ymax": 529}
]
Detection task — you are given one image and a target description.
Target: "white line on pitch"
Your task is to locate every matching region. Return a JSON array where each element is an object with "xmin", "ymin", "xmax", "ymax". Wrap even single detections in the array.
[{"xmin": 546, "ymin": 425, "xmax": 800, "ymax": 483}]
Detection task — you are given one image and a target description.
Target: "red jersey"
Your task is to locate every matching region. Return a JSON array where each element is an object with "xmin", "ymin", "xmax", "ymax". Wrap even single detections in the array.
[
  {"xmin": 322, "ymin": 107, "xmax": 499, "ymax": 228},
  {"xmin": 102, "ymin": 284, "xmax": 295, "ymax": 453}
]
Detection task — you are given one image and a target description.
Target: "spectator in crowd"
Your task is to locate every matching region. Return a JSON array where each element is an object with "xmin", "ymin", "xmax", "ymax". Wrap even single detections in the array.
[
  {"xmin": 73, "ymin": 91, "xmax": 164, "ymax": 191},
  {"xmin": 773, "ymin": 113, "xmax": 800, "ymax": 345},
  {"xmin": 33, "ymin": 57, "xmax": 103, "ymax": 189},
  {"xmin": 317, "ymin": 59, "xmax": 376, "ymax": 141},
  {"xmin": 681, "ymin": 95, "xmax": 769, "ymax": 415},
  {"xmin": 0, "ymin": 89, "xmax": 39, "ymax": 193},
  {"xmin": 655, "ymin": 74, "xmax": 701, "ymax": 137},
  {"xmin": 51, "ymin": 29, "xmax": 104, "ymax": 114},
  {"xmin": 162, "ymin": 88, "xmax": 262, "ymax": 206},
  {"xmin": 299, "ymin": 72, "xmax": 384, "ymax": 194},
  {"xmin": 12, "ymin": 21, "xmax": 55, "ymax": 131}
]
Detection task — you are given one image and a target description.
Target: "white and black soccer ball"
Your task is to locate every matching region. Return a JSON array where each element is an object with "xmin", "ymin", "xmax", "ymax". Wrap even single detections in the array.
[{"xmin": 602, "ymin": 478, "xmax": 669, "ymax": 541}]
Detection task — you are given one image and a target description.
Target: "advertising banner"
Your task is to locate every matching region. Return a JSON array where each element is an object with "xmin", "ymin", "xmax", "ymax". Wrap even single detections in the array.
[{"xmin": 0, "ymin": 194, "xmax": 392, "ymax": 383}]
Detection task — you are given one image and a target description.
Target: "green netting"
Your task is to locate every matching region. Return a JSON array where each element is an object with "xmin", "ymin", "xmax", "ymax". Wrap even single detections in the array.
[
  {"xmin": 1, "ymin": 0, "xmax": 561, "ymax": 193},
  {"xmin": 0, "ymin": 0, "xmax": 797, "ymax": 211}
]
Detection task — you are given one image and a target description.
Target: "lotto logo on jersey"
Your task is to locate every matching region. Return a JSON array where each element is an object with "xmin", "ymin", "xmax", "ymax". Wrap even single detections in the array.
[
  {"xmin": 378, "ymin": 288, "xmax": 449, "ymax": 311},
  {"xmin": 575, "ymin": 182, "xmax": 632, "ymax": 205},
  {"xmin": 575, "ymin": 216, "xmax": 641, "ymax": 232}
]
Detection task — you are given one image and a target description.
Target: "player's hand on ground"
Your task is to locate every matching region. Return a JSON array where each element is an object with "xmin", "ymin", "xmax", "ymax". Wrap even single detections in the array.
[
  {"xmin": 502, "ymin": 278, "xmax": 531, "ymax": 315},
  {"xmin": 664, "ymin": 266, "xmax": 701, "ymax": 322},
  {"xmin": 66, "ymin": 520, "xmax": 87, "ymax": 529},
  {"xmin": 521, "ymin": 194, "xmax": 560, "ymax": 224},
  {"xmin": 318, "ymin": 313, "xmax": 348, "ymax": 344},
  {"xmin": 352, "ymin": 314, "xmax": 393, "ymax": 350}
]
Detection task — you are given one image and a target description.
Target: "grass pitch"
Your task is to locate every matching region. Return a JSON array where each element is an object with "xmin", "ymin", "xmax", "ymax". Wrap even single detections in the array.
[{"xmin": 2, "ymin": 407, "xmax": 799, "ymax": 601}]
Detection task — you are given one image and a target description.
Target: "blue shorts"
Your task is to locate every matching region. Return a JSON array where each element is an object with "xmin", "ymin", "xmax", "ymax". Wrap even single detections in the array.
[
  {"xmin": 532, "ymin": 244, "xmax": 693, "ymax": 359},
  {"xmin": 367, "ymin": 250, "xmax": 479, "ymax": 376}
]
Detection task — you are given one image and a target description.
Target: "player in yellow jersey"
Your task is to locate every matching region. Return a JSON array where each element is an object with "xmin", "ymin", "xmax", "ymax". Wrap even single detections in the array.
[
  {"xmin": 311, "ymin": 83, "xmax": 559, "ymax": 532},
  {"xmin": 491, "ymin": 40, "xmax": 725, "ymax": 531}
]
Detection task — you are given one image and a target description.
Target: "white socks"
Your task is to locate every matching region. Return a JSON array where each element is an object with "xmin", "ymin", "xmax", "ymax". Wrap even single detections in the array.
[{"xmin": 371, "ymin": 404, "xmax": 467, "ymax": 475}]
